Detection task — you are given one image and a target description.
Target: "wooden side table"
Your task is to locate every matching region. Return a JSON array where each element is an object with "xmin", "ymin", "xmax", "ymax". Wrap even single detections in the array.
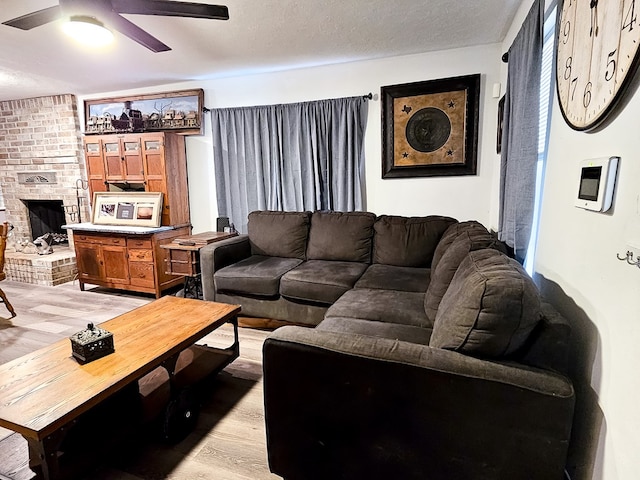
[{"xmin": 160, "ymin": 231, "xmax": 238, "ymax": 299}]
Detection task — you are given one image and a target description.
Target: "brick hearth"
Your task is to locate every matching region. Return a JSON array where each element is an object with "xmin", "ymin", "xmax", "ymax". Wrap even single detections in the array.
[{"xmin": 4, "ymin": 247, "xmax": 77, "ymax": 286}]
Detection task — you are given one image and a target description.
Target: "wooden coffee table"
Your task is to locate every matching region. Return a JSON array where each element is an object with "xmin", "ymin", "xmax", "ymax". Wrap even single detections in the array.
[{"xmin": 0, "ymin": 296, "xmax": 240, "ymax": 480}]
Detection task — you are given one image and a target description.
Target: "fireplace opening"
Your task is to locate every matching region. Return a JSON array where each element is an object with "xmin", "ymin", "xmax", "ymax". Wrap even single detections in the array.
[{"xmin": 24, "ymin": 200, "xmax": 69, "ymax": 244}]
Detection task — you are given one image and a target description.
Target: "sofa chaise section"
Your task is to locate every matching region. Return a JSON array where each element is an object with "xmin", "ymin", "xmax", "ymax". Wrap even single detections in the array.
[
  {"xmin": 263, "ymin": 247, "xmax": 575, "ymax": 480},
  {"xmin": 263, "ymin": 326, "xmax": 574, "ymax": 480}
]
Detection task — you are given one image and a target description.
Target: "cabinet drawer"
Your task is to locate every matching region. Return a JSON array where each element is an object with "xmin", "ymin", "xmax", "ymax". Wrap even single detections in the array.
[
  {"xmin": 129, "ymin": 262, "xmax": 155, "ymax": 287},
  {"xmin": 127, "ymin": 238, "xmax": 152, "ymax": 249},
  {"xmin": 74, "ymin": 234, "xmax": 126, "ymax": 246},
  {"xmin": 128, "ymin": 249, "xmax": 153, "ymax": 262}
]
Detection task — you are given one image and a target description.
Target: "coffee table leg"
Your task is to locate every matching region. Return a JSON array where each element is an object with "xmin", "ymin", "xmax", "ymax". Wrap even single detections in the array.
[
  {"xmin": 26, "ymin": 429, "xmax": 66, "ymax": 480},
  {"xmin": 162, "ymin": 352, "xmax": 181, "ymax": 376},
  {"xmin": 229, "ymin": 316, "xmax": 240, "ymax": 360}
]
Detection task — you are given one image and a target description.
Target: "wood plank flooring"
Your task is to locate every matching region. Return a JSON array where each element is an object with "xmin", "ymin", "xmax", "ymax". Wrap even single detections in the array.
[{"xmin": 0, "ymin": 280, "xmax": 281, "ymax": 480}]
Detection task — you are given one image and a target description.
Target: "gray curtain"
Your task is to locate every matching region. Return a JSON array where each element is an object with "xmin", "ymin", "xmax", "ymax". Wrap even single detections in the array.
[
  {"xmin": 211, "ymin": 96, "xmax": 368, "ymax": 232},
  {"xmin": 498, "ymin": 0, "xmax": 544, "ymax": 263}
]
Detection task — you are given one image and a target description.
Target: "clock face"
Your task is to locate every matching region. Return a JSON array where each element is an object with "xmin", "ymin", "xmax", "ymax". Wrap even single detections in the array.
[{"xmin": 556, "ymin": 0, "xmax": 640, "ymax": 131}]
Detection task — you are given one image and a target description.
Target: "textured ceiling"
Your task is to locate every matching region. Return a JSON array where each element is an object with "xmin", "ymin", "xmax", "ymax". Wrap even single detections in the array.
[{"xmin": 0, "ymin": 0, "xmax": 521, "ymax": 102}]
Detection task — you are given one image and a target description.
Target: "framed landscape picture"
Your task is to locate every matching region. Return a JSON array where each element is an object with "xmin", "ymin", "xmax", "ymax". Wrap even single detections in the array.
[
  {"xmin": 381, "ymin": 74, "xmax": 480, "ymax": 178},
  {"xmin": 84, "ymin": 88, "xmax": 204, "ymax": 135},
  {"xmin": 92, "ymin": 192, "xmax": 163, "ymax": 227}
]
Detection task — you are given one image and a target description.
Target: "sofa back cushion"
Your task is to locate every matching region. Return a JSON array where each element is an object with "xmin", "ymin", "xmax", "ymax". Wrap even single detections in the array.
[
  {"xmin": 424, "ymin": 224, "xmax": 504, "ymax": 321},
  {"xmin": 430, "ymin": 249, "xmax": 541, "ymax": 357},
  {"xmin": 248, "ymin": 210, "xmax": 310, "ymax": 259},
  {"xmin": 516, "ymin": 303, "xmax": 572, "ymax": 375},
  {"xmin": 372, "ymin": 215, "xmax": 458, "ymax": 267},
  {"xmin": 430, "ymin": 220, "xmax": 487, "ymax": 273},
  {"xmin": 307, "ymin": 211, "xmax": 376, "ymax": 262}
]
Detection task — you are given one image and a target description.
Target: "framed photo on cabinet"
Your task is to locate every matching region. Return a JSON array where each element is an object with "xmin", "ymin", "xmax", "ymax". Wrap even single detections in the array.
[
  {"xmin": 92, "ymin": 192, "xmax": 163, "ymax": 227},
  {"xmin": 381, "ymin": 74, "xmax": 480, "ymax": 178}
]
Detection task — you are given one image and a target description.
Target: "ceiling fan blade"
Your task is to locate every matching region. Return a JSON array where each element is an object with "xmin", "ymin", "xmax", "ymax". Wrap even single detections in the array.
[
  {"xmin": 111, "ymin": 0, "xmax": 229, "ymax": 20},
  {"xmin": 2, "ymin": 6, "xmax": 62, "ymax": 30},
  {"xmin": 104, "ymin": 12, "xmax": 171, "ymax": 52}
]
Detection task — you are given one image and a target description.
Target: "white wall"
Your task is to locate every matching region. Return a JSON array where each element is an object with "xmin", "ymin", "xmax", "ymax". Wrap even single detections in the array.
[
  {"xmin": 502, "ymin": 1, "xmax": 640, "ymax": 479},
  {"xmin": 78, "ymin": 43, "xmax": 503, "ymax": 233},
  {"xmin": 536, "ymin": 82, "xmax": 640, "ymax": 480}
]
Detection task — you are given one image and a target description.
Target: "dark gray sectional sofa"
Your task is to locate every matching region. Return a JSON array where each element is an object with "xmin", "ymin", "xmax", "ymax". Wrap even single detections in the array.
[{"xmin": 200, "ymin": 210, "xmax": 575, "ymax": 479}]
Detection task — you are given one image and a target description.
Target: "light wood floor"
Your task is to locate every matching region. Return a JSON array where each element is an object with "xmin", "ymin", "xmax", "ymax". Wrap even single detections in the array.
[{"xmin": 0, "ymin": 279, "xmax": 281, "ymax": 480}]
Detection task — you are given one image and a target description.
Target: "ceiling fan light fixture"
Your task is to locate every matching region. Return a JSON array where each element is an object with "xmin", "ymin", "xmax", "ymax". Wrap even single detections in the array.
[{"xmin": 62, "ymin": 15, "xmax": 113, "ymax": 47}]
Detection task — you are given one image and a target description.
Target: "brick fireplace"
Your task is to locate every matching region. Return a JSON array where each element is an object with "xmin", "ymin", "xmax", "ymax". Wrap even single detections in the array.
[{"xmin": 0, "ymin": 94, "xmax": 90, "ymax": 285}]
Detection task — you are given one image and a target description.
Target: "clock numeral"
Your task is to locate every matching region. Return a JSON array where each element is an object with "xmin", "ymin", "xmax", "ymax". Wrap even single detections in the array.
[
  {"xmin": 570, "ymin": 77, "xmax": 578, "ymax": 101},
  {"xmin": 564, "ymin": 56, "xmax": 572, "ymax": 81},
  {"xmin": 605, "ymin": 50, "xmax": 617, "ymax": 81},
  {"xmin": 562, "ymin": 20, "xmax": 571, "ymax": 45},
  {"xmin": 583, "ymin": 82, "xmax": 593, "ymax": 108},
  {"xmin": 623, "ymin": 0, "xmax": 637, "ymax": 32}
]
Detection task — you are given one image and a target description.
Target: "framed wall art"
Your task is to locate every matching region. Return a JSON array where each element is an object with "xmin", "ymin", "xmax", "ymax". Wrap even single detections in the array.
[
  {"xmin": 92, "ymin": 192, "xmax": 163, "ymax": 227},
  {"xmin": 84, "ymin": 88, "xmax": 204, "ymax": 135},
  {"xmin": 497, "ymin": 94, "xmax": 505, "ymax": 154},
  {"xmin": 381, "ymin": 74, "xmax": 480, "ymax": 178}
]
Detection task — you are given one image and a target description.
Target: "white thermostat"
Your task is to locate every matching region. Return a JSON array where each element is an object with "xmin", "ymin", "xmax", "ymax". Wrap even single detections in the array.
[{"xmin": 575, "ymin": 156, "xmax": 619, "ymax": 212}]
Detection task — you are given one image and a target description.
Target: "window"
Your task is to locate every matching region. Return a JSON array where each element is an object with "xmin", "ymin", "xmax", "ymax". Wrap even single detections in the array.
[{"xmin": 525, "ymin": 2, "xmax": 557, "ymax": 274}]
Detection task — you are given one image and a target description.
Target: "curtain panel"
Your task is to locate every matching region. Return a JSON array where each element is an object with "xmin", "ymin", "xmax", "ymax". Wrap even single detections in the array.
[
  {"xmin": 498, "ymin": 0, "xmax": 544, "ymax": 263},
  {"xmin": 211, "ymin": 96, "xmax": 368, "ymax": 232}
]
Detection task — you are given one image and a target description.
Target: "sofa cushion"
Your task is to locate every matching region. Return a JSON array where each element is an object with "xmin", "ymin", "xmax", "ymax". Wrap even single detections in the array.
[
  {"xmin": 318, "ymin": 317, "xmax": 433, "ymax": 345},
  {"xmin": 424, "ymin": 226, "xmax": 503, "ymax": 321},
  {"xmin": 248, "ymin": 210, "xmax": 310, "ymax": 259},
  {"xmin": 326, "ymin": 288, "xmax": 430, "ymax": 328},
  {"xmin": 280, "ymin": 260, "xmax": 369, "ymax": 305},
  {"xmin": 373, "ymin": 215, "xmax": 457, "ymax": 267},
  {"xmin": 516, "ymin": 303, "xmax": 572, "ymax": 375},
  {"xmin": 431, "ymin": 220, "xmax": 488, "ymax": 273},
  {"xmin": 306, "ymin": 211, "xmax": 376, "ymax": 262},
  {"xmin": 354, "ymin": 264, "xmax": 430, "ymax": 292},
  {"xmin": 215, "ymin": 255, "xmax": 303, "ymax": 297},
  {"xmin": 429, "ymin": 249, "xmax": 541, "ymax": 357}
]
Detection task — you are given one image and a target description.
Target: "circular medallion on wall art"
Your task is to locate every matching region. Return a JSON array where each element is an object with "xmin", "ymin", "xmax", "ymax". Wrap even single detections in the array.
[{"xmin": 405, "ymin": 107, "xmax": 452, "ymax": 153}]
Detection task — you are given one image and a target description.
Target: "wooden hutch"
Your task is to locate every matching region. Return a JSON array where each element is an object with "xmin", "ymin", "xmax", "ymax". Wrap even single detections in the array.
[{"xmin": 67, "ymin": 132, "xmax": 191, "ymax": 297}]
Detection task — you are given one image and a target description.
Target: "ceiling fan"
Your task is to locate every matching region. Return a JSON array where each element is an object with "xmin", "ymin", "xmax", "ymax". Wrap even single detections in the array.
[{"xmin": 2, "ymin": 0, "xmax": 229, "ymax": 53}]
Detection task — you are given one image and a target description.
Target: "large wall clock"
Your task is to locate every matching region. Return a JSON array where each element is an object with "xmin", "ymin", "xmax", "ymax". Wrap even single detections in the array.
[{"xmin": 556, "ymin": 0, "xmax": 640, "ymax": 131}]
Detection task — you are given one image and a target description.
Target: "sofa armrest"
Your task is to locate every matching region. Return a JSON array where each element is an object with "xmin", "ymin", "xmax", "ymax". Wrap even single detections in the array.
[
  {"xmin": 263, "ymin": 326, "xmax": 575, "ymax": 480},
  {"xmin": 200, "ymin": 234, "xmax": 251, "ymax": 301}
]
